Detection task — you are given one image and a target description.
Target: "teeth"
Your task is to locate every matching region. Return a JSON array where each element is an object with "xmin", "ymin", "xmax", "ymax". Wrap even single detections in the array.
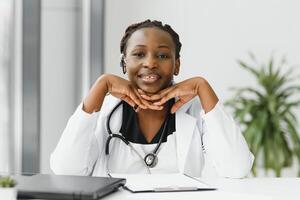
[
  {"xmin": 142, "ymin": 75, "xmax": 157, "ymax": 79},
  {"xmin": 140, "ymin": 74, "xmax": 159, "ymax": 83}
]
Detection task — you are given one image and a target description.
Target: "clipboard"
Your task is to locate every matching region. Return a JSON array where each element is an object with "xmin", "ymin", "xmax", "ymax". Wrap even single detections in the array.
[{"xmin": 110, "ymin": 173, "xmax": 216, "ymax": 193}]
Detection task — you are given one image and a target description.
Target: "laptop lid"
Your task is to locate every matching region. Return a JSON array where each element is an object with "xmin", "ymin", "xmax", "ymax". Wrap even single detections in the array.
[{"xmin": 14, "ymin": 174, "xmax": 126, "ymax": 200}]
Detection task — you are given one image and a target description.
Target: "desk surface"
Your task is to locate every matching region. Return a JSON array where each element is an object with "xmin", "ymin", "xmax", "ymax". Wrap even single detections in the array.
[{"xmin": 102, "ymin": 178, "xmax": 300, "ymax": 200}]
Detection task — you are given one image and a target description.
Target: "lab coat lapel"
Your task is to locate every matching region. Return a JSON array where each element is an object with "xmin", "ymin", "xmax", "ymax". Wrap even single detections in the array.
[
  {"xmin": 175, "ymin": 108, "xmax": 197, "ymax": 173},
  {"xmin": 108, "ymin": 100, "xmax": 123, "ymax": 134}
]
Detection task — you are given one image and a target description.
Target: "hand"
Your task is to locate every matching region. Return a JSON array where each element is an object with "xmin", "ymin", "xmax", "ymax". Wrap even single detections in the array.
[
  {"xmin": 139, "ymin": 77, "xmax": 218, "ymax": 113},
  {"xmin": 106, "ymin": 74, "xmax": 163, "ymax": 111}
]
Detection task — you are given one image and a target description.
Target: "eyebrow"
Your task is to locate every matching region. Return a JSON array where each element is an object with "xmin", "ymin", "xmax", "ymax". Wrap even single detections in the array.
[
  {"xmin": 158, "ymin": 44, "xmax": 170, "ymax": 49},
  {"xmin": 133, "ymin": 44, "xmax": 170, "ymax": 49}
]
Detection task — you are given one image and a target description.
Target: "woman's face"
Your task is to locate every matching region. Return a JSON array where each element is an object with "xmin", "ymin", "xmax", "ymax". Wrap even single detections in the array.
[{"xmin": 124, "ymin": 27, "xmax": 180, "ymax": 94}]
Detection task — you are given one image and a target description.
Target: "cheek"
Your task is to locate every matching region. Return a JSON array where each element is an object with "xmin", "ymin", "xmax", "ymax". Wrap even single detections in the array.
[
  {"xmin": 161, "ymin": 64, "xmax": 176, "ymax": 77},
  {"xmin": 126, "ymin": 68, "xmax": 138, "ymax": 80}
]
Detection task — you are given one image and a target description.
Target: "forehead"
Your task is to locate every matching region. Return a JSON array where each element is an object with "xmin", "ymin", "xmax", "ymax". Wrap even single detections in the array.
[{"xmin": 126, "ymin": 27, "xmax": 175, "ymax": 50}]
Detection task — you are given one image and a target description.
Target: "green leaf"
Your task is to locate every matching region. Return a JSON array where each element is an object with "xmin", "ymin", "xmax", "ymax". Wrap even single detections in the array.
[
  {"xmin": 0, "ymin": 176, "xmax": 16, "ymax": 188},
  {"xmin": 237, "ymin": 60, "xmax": 260, "ymax": 78},
  {"xmin": 227, "ymin": 53, "xmax": 300, "ymax": 176}
]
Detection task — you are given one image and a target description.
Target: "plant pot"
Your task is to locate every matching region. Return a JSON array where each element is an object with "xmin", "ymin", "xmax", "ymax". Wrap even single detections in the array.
[{"xmin": 0, "ymin": 187, "xmax": 17, "ymax": 200}]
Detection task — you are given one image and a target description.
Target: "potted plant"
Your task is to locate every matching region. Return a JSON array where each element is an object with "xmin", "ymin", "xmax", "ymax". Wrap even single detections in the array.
[
  {"xmin": 226, "ymin": 53, "xmax": 300, "ymax": 177},
  {"xmin": 0, "ymin": 176, "xmax": 17, "ymax": 200}
]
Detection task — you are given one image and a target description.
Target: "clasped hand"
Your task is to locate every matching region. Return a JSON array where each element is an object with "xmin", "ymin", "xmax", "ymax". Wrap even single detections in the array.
[{"xmin": 107, "ymin": 75, "xmax": 203, "ymax": 114}]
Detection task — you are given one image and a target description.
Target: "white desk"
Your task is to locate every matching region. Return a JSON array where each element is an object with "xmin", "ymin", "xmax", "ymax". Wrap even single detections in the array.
[{"xmin": 103, "ymin": 178, "xmax": 300, "ymax": 200}]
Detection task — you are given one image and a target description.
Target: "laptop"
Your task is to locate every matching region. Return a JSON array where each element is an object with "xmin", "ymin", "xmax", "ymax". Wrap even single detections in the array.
[{"xmin": 13, "ymin": 174, "xmax": 126, "ymax": 200}]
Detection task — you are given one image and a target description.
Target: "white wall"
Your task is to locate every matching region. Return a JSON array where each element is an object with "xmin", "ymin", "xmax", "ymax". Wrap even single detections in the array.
[
  {"xmin": 40, "ymin": 0, "xmax": 81, "ymax": 174},
  {"xmin": 104, "ymin": 0, "xmax": 300, "ymax": 100},
  {"xmin": 0, "ymin": 0, "xmax": 12, "ymax": 174},
  {"xmin": 104, "ymin": 0, "xmax": 300, "ymax": 176}
]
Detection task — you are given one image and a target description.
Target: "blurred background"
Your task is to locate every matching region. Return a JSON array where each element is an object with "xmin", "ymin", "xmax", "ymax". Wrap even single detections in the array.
[{"xmin": 0, "ymin": 0, "xmax": 300, "ymax": 177}]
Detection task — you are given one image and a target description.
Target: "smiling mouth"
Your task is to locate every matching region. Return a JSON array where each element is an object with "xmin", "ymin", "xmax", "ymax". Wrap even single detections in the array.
[{"xmin": 138, "ymin": 74, "xmax": 161, "ymax": 83}]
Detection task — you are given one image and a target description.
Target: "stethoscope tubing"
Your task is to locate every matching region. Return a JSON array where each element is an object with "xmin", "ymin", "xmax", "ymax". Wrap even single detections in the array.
[
  {"xmin": 106, "ymin": 137, "xmax": 151, "ymax": 176},
  {"xmin": 105, "ymin": 99, "xmax": 171, "ymax": 173}
]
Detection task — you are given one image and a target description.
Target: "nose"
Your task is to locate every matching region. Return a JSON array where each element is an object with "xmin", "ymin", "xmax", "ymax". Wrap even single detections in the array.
[{"xmin": 143, "ymin": 55, "xmax": 158, "ymax": 69}]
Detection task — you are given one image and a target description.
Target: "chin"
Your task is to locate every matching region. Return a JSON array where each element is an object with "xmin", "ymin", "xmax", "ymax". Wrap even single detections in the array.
[{"xmin": 139, "ymin": 86, "xmax": 161, "ymax": 94}]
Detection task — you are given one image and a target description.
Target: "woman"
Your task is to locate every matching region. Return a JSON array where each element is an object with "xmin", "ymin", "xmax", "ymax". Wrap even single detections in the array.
[{"xmin": 50, "ymin": 20, "xmax": 254, "ymax": 178}]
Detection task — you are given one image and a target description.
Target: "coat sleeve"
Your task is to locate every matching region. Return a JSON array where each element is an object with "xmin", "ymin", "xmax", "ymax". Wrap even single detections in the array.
[
  {"xmin": 200, "ymin": 101, "xmax": 254, "ymax": 178},
  {"xmin": 50, "ymin": 103, "xmax": 101, "ymax": 176}
]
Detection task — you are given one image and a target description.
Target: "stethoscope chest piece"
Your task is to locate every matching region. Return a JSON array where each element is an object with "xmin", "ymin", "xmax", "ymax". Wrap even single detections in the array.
[{"xmin": 144, "ymin": 153, "xmax": 158, "ymax": 168}]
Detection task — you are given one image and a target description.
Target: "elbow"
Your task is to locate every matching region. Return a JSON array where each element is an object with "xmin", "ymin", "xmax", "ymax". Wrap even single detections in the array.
[
  {"xmin": 50, "ymin": 152, "xmax": 90, "ymax": 176},
  {"xmin": 50, "ymin": 152, "xmax": 71, "ymax": 175},
  {"xmin": 216, "ymin": 152, "xmax": 255, "ymax": 178}
]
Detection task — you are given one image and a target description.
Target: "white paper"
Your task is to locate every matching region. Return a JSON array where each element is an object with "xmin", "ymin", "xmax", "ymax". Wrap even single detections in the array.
[{"xmin": 110, "ymin": 173, "xmax": 216, "ymax": 192}]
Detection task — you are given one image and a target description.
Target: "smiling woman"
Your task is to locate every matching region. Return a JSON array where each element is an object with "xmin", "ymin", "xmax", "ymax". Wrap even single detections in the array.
[
  {"xmin": 50, "ymin": 20, "xmax": 254, "ymax": 178},
  {"xmin": 124, "ymin": 28, "xmax": 178, "ymax": 94}
]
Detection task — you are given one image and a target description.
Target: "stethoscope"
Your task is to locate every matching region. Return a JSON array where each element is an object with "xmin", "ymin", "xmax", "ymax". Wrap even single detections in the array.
[{"xmin": 105, "ymin": 100, "xmax": 170, "ymax": 174}]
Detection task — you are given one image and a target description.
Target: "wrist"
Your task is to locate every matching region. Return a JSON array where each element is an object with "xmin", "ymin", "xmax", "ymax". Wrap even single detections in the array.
[
  {"xmin": 195, "ymin": 77, "xmax": 207, "ymax": 95},
  {"xmin": 195, "ymin": 77, "xmax": 218, "ymax": 113},
  {"xmin": 97, "ymin": 74, "xmax": 110, "ymax": 94},
  {"xmin": 83, "ymin": 74, "xmax": 110, "ymax": 113}
]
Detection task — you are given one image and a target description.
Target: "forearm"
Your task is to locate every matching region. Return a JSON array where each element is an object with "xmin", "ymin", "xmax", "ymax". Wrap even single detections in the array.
[
  {"xmin": 196, "ymin": 77, "xmax": 219, "ymax": 113},
  {"xmin": 83, "ymin": 74, "xmax": 109, "ymax": 113}
]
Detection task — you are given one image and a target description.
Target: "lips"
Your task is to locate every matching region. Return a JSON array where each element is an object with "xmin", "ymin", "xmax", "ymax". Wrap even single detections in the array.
[
  {"xmin": 138, "ymin": 73, "xmax": 161, "ymax": 83},
  {"xmin": 138, "ymin": 73, "xmax": 160, "ymax": 83}
]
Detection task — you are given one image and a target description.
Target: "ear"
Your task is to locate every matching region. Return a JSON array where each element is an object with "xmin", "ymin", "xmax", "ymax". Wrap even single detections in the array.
[
  {"xmin": 174, "ymin": 58, "xmax": 180, "ymax": 76},
  {"xmin": 122, "ymin": 66, "xmax": 127, "ymax": 74},
  {"xmin": 120, "ymin": 55, "xmax": 127, "ymax": 74}
]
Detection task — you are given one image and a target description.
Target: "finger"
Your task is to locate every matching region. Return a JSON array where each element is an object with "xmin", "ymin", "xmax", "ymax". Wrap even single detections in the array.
[
  {"xmin": 135, "ymin": 106, "xmax": 141, "ymax": 112},
  {"xmin": 138, "ymin": 91, "xmax": 151, "ymax": 101},
  {"xmin": 136, "ymin": 88, "xmax": 164, "ymax": 110},
  {"xmin": 131, "ymin": 89, "xmax": 163, "ymax": 110},
  {"xmin": 132, "ymin": 88, "xmax": 149, "ymax": 109},
  {"xmin": 140, "ymin": 98, "xmax": 164, "ymax": 110},
  {"xmin": 153, "ymin": 88, "xmax": 178, "ymax": 106},
  {"xmin": 146, "ymin": 87, "xmax": 173, "ymax": 101},
  {"xmin": 134, "ymin": 88, "xmax": 160, "ymax": 109},
  {"xmin": 127, "ymin": 89, "xmax": 147, "ymax": 109},
  {"xmin": 170, "ymin": 99, "xmax": 185, "ymax": 113},
  {"xmin": 137, "ymin": 89, "xmax": 154, "ymax": 101},
  {"xmin": 137, "ymin": 88, "xmax": 147, "ymax": 96},
  {"xmin": 132, "ymin": 88, "xmax": 162, "ymax": 110},
  {"xmin": 120, "ymin": 96, "xmax": 135, "ymax": 107},
  {"xmin": 148, "ymin": 104, "xmax": 164, "ymax": 110},
  {"xmin": 171, "ymin": 95, "xmax": 195, "ymax": 113}
]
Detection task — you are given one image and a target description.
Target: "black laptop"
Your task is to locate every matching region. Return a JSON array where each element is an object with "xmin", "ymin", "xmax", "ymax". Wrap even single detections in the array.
[{"xmin": 13, "ymin": 174, "xmax": 126, "ymax": 200}]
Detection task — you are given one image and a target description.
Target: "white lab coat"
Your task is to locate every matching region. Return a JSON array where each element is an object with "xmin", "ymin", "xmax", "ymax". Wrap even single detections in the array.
[{"xmin": 50, "ymin": 95, "xmax": 254, "ymax": 178}]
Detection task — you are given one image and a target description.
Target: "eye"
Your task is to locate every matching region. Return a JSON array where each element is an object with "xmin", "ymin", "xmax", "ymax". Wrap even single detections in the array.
[
  {"xmin": 132, "ymin": 52, "xmax": 145, "ymax": 58},
  {"xmin": 157, "ymin": 53, "xmax": 169, "ymax": 59}
]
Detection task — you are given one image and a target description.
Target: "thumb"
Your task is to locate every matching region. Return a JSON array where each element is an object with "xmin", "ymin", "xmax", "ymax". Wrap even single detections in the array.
[
  {"xmin": 170, "ymin": 95, "xmax": 194, "ymax": 113},
  {"xmin": 171, "ymin": 99, "xmax": 185, "ymax": 113}
]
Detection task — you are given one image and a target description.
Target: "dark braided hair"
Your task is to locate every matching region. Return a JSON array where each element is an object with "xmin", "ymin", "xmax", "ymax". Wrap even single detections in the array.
[{"xmin": 120, "ymin": 20, "xmax": 182, "ymax": 59}]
